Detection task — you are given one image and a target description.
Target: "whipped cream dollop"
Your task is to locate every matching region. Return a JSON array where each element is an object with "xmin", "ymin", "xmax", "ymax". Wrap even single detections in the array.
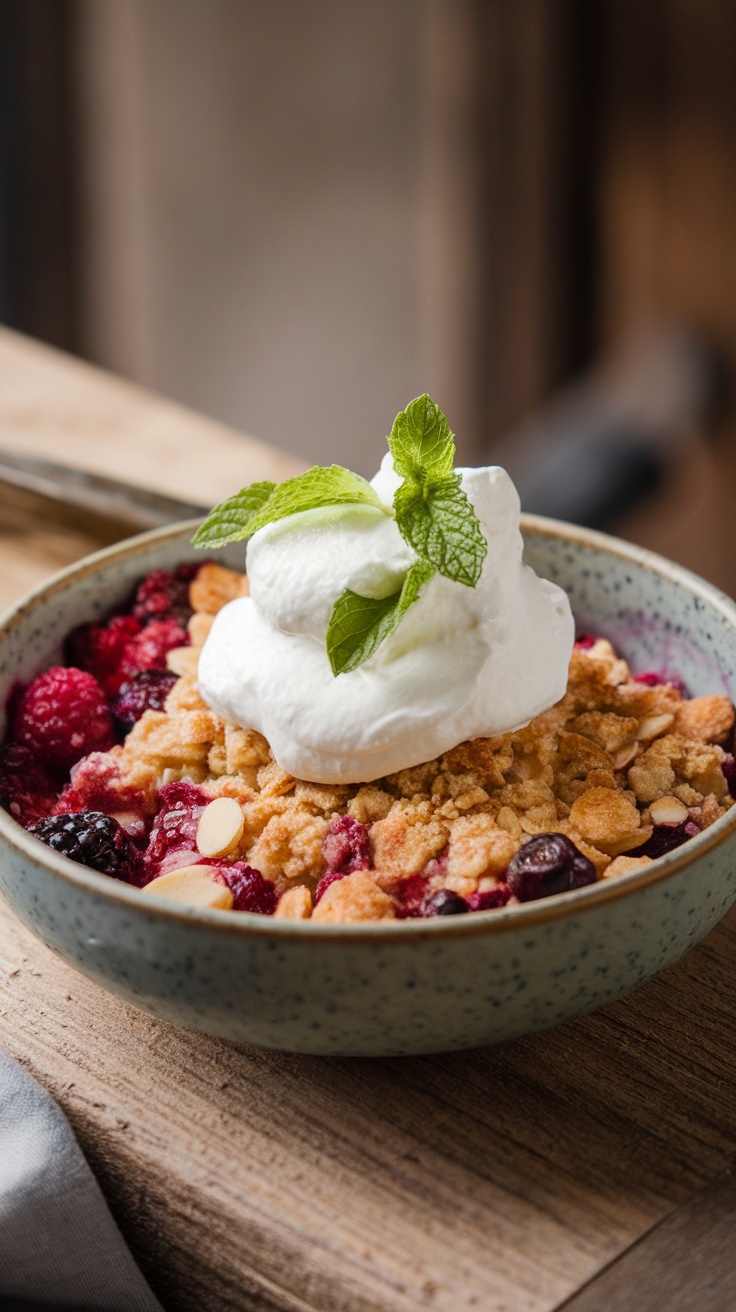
[{"xmin": 198, "ymin": 456, "xmax": 574, "ymax": 783}]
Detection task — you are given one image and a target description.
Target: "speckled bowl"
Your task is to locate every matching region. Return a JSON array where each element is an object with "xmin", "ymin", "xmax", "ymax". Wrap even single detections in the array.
[{"xmin": 0, "ymin": 519, "xmax": 735, "ymax": 1056}]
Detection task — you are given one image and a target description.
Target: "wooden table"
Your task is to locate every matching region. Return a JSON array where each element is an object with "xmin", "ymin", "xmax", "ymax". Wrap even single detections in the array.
[{"xmin": 1, "ymin": 327, "xmax": 736, "ymax": 1312}]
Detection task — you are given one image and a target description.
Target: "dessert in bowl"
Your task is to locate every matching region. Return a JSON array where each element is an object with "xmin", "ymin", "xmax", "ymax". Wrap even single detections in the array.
[{"xmin": 0, "ymin": 395, "xmax": 735, "ymax": 1055}]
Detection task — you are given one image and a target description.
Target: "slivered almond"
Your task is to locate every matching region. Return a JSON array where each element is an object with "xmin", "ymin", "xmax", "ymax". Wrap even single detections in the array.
[
  {"xmin": 143, "ymin": 866, "xmax": 234, "ymax": 910},
  {"xmin": 649, "ymin": 795, "xmax": 689, "ymax": 825},
  {"xmin": 196, "ymin": 796, "xmax": 245, "ymax": 858},
  {"xmin": 636, "ymin": 713, "xmax": 674, "ymax": 742},
  {"xmin": 166, "ymin": 646, "xmax": 200, "ymax": 678}
]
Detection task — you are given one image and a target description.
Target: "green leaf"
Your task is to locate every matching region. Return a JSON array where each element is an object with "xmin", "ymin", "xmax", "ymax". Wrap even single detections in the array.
[
  {"xmin": 192, "ymin": 465, "xmax": 389, "ymax": 550},
  {"xmin": 191, "ymin": 481, "xmax": 276, "ymax": 547},
  {"xmin": 244, "ymin": 465, "xmax": 388, "ymax": 535},
  {"xmin": 326, "ymin": 560, "xmax": 435, "ymax": 675},
  {"xmin": 394, "ymin": 473, "xmax": 487, "ymax": 587},
  {"xmin": 387, "ymin": 394, "xmax": 455, "ymax": 482}
]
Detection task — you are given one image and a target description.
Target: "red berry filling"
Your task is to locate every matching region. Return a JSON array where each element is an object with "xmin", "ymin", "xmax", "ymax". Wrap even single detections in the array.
[
  {"xmin": 131, "ymin": 566, "xmax": 194, "ymax": 628},
  {"xmin": 117, "ymin": 618, "xmax": 189, "ymax": 683},
  {"xmin": 634, "ymin": 670, "xmax": 689, "ymax": 696},
  {"xmin": 220, "ymin": 863, "xmax": 276, "ymax": 914},
  {"xmin": 12, "ymin": 666, "xmax": 116, "ymax": 772},
  {"xmin": 113, "ymin": 670, "xmax": 178, "ymax": 729},
  {"xmin": 66, "ymin": 615, "xmax": 142, "ymax": 697},
  {"xmin": 143, "ymin": 781, "xmax": 208, "ymax": 880},
  {"xmin": 322, "ymin": 814, "xmax": 371, "ymax": 874},
  {"xmin": 0, "ymin": 743, "xmax": 63, "ymax": 826},
  {"xmin": 466, "ymin": 886, "xmax": 512, "ymax": 911}
]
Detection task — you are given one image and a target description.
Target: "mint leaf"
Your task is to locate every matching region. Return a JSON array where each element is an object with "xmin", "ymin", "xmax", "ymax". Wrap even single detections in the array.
[
  {"xmin": 394, "ymin": 473, "xmax": 487, "ymax": 587},
  {"xmin": 387, "ymin": 394, "xmax": 455, "ymax": 482},
  {"xmin": 245, "ymin": 465, "xmax": 388, "ymax": 535},
  {"xmin": 192, "ymin": 481, "xmax": 276, "ymax": 547},
  {"xmin": 192, "ymin": 465, "xmax": 388, "ymax": 550},
  {"xmin": 326, "ymin": 560, "xmax": 435, "ymax": 675}
]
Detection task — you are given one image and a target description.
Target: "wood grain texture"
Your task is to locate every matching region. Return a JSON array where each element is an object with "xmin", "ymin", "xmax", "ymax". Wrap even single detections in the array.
[
  {"xmin": 0, "ymin": 326, "xmax": 734, "ymax": 1311},
  {"xmin": 558, "ymin": 1171, "xmax": 736, "ymax": 1312}
]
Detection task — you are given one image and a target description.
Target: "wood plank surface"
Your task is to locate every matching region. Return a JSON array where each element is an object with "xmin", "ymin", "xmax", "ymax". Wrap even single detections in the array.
[
  {"xmin": 559, "ymin": 1171, "xmax": 736, "ymax": 1311},
  {"xmin": 0, "ymin": 326, "xmax": 735, "ymax": 1311}
]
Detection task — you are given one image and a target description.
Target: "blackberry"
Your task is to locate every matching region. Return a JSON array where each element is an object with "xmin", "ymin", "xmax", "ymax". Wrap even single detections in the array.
[
  {"xmin": 29, "ymin": 810, "xmax": 133, "ymax": 878},
  {"xmin": 113, "ymin": 670, "xmax": 178, "ymax": 730}
]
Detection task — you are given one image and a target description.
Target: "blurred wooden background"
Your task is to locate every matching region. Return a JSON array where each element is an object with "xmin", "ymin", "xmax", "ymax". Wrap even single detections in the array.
[{"xmin": 1, "ymin": 0, "xmax": 735, "ymax": 580}]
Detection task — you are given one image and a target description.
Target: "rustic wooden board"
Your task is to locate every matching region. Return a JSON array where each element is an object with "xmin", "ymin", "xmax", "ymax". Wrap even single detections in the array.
[
  {"xmin": 558, "ymin": 1171, "xmax": 736, "ymax": 1311},
  {"xmin": 0, "ymin": 326, "xmax": 735, "ymax": 1311}
]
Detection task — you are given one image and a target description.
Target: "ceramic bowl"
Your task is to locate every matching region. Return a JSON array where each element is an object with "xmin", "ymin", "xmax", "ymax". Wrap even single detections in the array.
[{"xmin": 1, "ymin": 519, "xmax": 736, "ymax": 1057}]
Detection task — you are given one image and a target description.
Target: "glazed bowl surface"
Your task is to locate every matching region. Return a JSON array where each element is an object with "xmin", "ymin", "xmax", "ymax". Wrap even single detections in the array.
[{"xmin": 1, "ymin": 518, "xmax": 736, "ymax": 1057}]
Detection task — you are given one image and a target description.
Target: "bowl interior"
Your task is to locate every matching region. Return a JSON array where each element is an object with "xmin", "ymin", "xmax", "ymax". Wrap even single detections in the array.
[
  {"xmin": 524, "ymin": 522, "xmax": 736, "ymax": 701},
  {"xmin": 1, "ymin": 515, "xmax": 736, "ymax": 932}
]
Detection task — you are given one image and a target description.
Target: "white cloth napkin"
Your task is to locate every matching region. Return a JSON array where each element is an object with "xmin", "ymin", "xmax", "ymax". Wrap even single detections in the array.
[{"xmin": 0, "ymin": 1050, "xmax": 163, "ymax": 1310}]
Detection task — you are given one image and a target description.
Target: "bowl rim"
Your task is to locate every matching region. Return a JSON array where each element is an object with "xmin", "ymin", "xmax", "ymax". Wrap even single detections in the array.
[{"xmin": 2, "ymin": 513, "xmax": 736, "ymax": 944}]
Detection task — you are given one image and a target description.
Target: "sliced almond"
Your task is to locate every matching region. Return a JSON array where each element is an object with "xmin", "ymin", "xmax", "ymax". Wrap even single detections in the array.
[
  {"xmin": 649, "ymin": 795, "xmax": 689, "ymax": 825},
  {"xmin": 143, "ymin": 866, "xmax": 234, "ymax": 910},
  {"xmin": 187, "ymin": 611, "xmax": 214, "ymax": 646},
  {"xmin": 275, "ymin": 885, "xmax": 313, "ymax": 919},
  {"xmin": 611, "ymin": 742, "xmax": 641, "ymax": 771},
  {"xmin": 196, "ymin": 796, "xmax": 245, "ymax": 858},
  {"xmin": 636, "ymin": 712, "xmax": 674, "ymax": 742},
  {"xmin": 166, "ymin": 646, "xmax": 200, "ymax": 678}
]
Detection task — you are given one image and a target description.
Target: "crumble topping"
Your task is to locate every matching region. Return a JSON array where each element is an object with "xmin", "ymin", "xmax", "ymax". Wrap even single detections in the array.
[{"xmin": 5, "ymin": 562, "xmax": 734, "ymax": 921}]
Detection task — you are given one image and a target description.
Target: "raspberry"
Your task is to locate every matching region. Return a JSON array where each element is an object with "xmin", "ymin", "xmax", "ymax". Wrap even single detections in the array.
[
  {"xmin": 221, "ymin": 863, "xmax": 276, "ymax": 914},
  {"xmin": 393, "ymin": 873, "xmax": 430, "ymax": 918},
  {"xmin": 314, "ymin": 816, "xmax": 372, "ymax": 904},
  {"xmin": 11, "ymin": 666, "xmax": 116, "ymax": 772},
  {"xmin": 630, "ymin": 820, "xmax": 699, "ymax": 860},
  {"xmin": 66, "ymin": 615, "xmax": 141, "ymax": 696},
  {"xmin": 314, "ymin": 868, "xmax": 347, "ymax": 904},
  {"xmin": 466, "ymin": 886, "xmax": 512, "ymax": 912},
  {"xmin": 423, "ymin": 889, "xmax": 468, "ymax": 916},
  {"xmin": 28, "ymin": 810, "xmax": 141, "ymax": 880},
  {"xmin": 113, "ymin": 670, "xmax": 178, "ymax": 731},
  {"xmin": 506, "ymin": 833, "xmax": 596, "ymax": 902},
  {"xmin": 321, "ymin": 815, "xmax": 371, "ymax": 875},
  {"xmin": 118, "ymin": 619, "xmax": 189, "ymax": 683},
  {"xmin": 0, "ymin": 742, "xmax": 61, "ymax": 826},
  {"xmin": 144, "ymin": 781, "xmax": 207, "ymax": 878},
  {"xmin": 574, "ymin": 634, "xmax": 598, "ymax": 650},
  {"xmin": 132, "ymin": 567, "xmax": 193, "ymax": 628},
  {"xmin": 51, "ymin": 753, "xmax": 149, "ymax": 847}
]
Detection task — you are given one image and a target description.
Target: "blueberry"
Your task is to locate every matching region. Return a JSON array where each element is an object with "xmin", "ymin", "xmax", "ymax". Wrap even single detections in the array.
[
  {"xmin": 423, "ymin": 890, "xmax": 468, "ymax": 916},
  {"xmin": 506, "ymin": 833, "xmax": 596, "ymax": 902}
]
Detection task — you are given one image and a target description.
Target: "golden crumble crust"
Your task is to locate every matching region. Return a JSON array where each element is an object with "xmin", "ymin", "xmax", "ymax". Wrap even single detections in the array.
[{"xmin": 96, "ymin": 575, "xmax": 735, "ymax": 919}]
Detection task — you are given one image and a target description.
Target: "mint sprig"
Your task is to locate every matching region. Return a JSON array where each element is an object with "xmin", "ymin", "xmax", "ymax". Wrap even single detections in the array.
[
  {"xmin": 192, "ymin": 394, "xmax": 488, "ymax": 676},
  {"xmin": 326, "ymin": 560, "xmax": 435, "ymax": 675},
  {"xmin": 191, "ymin": 481, "xmax": 276, "ymax": 548},
  {"xmin": 192, "ymin": 465, "xmax": 387, "ymax": 548},
  {"xmin": 387, "ymin": 393, "xmax": 455, "ymax": 481},
  {"xmin": 394, "ymin": 472, "xmax": 487, "ymax": 588}
]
